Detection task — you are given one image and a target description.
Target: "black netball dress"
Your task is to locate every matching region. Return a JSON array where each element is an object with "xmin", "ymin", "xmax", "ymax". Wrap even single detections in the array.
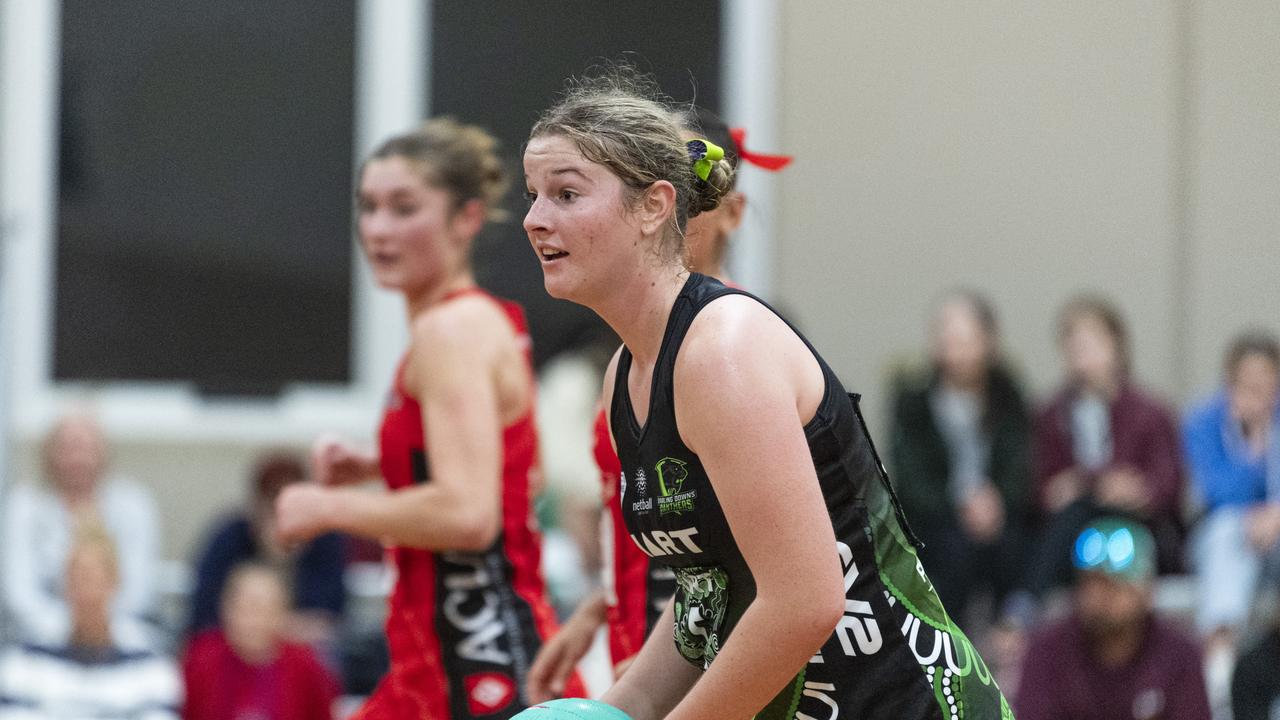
[{"xmin": 610, "ymin": 273, "xmax": 1013, "ymax": 720}]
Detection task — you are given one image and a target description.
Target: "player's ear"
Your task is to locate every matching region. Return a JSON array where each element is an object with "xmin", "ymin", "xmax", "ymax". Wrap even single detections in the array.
[{"xmin": 636, "ymin": 180, "xmax": 677, "ymax": 236}]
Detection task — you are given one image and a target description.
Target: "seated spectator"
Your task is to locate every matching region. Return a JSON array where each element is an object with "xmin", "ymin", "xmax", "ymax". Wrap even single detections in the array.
[
  {"xmin": 187, "ymin": 453, "xmax": 345, "ymax": 653},
  {"xmin": 1016, "ymin": 517, "xmax": 1211, "ymax": 720},
  {"xmin": 890, "ymin": 289, "xmax": 1032, "ymax": 622},
  {"xmin": 1184, "ymin": 330, "xmax": 1280, "ymax": 702},
  {"xmin": 1027, "ymin": 296, "xmax": 1185, "ymax": 597},
  {"xmin": 0, "ymin": 526, "xmax": 180, "ymax": 720},
  {"xmin": 1233, "ymin": 618, "xmax": 1280, "ymax": 720},
  {"xmin": 183, "ymin": 563, "xmax": 339, "ymax": 720},
  {"xmin": 1, "ymin": 410, "xmax": 160, "ymax": 643}
]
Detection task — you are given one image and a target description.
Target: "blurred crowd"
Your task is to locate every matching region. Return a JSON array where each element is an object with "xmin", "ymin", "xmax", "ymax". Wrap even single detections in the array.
[
  {"xmin": 0, "ymin": 291, "xmax": 1276, "ymax": 720},
  {"xmin": 533, "ymin": 289, "xmax": 1280, "ymax": 720},
  {"xmin": 881, "ymin": 291, "xmax": 1279, "ymax": 720},
  {"xmin": 0, "ymin": 429, "xmax": 357, "ymax": 720}
]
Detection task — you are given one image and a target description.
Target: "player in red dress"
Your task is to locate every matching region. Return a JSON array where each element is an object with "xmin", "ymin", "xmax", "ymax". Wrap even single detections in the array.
[
  {"xmin": 525, "ymin": 110, "xmax": 790, "ymax": 700},
  {"xmin": 276, "ymin": 118, "xmax": 582, "ymax": 719}
]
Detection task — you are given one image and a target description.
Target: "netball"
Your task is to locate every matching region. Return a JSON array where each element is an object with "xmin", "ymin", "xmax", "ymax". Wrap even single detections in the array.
[{"xmin": 514, "ymin": 698, "xmax": 633, "ymax": 720}]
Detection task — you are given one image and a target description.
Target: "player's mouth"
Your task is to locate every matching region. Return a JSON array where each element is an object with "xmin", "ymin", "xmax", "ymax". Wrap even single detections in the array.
[{"xmin": 539, "ymin": 247, "xmax": 569, "ymax": 263}]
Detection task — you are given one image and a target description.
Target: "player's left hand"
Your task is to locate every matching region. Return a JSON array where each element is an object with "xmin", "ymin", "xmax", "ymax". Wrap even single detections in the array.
[{"xmin": 526, "ymin": 592, "xmax": 603, "ymax": 703}]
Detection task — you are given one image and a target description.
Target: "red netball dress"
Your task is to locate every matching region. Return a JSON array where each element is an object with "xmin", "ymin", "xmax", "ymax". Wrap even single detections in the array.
[{"xmin": 357, "ymin": 289, "xmax": 582, "ymax": 720}]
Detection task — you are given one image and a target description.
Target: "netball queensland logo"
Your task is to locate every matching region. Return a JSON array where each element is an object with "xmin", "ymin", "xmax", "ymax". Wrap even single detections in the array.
[
  {"xmin": 656, "ymin": 457, "xmax": 696, "ymax": 516},
  {"xmin": 629, "ymin": 467, "xmax": 654, "ymax": 513}
]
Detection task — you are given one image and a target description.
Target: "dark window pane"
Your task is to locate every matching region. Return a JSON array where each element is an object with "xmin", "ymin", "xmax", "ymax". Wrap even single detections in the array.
[
  {"xmin": 431, "ymin": 0, "xmax": 722, "ymax": 367},
  {"xmin": 56, "ymin": 0, "xmax": 355, "ymax": 396}
]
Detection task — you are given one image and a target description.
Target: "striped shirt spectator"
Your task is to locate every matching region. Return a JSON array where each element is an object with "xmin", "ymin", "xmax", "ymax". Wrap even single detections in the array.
[{"xmin": 0, "ymin": 641, "xmax": 180, "ymax": 720}]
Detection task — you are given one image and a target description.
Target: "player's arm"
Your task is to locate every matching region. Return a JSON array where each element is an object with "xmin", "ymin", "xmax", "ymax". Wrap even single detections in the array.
[
  {"xmin": 278, "ymin": 299, "xmax": 506, "ymax": 551},
  {"xmin": 666, "ymin": 297, "xmax": 845, "ymax": 720},
  {"xmin": 600, "ymin": 595, "xmax": 701, "ymax": 720}
]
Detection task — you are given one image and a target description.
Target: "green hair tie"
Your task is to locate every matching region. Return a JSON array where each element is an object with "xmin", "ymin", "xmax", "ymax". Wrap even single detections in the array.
[{"xmin": 686, "ymin": 139, "xmax": 725, "ymax": 182}]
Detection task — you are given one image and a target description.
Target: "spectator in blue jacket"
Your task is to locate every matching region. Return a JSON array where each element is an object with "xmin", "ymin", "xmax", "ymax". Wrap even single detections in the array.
[
  {"xmin": 1184, "ymin": 330, "xmax": 1280, "ymax": 676},
  {"xmin": 187, "ymin": 453, "xmax": 346, "ymax": 658}
]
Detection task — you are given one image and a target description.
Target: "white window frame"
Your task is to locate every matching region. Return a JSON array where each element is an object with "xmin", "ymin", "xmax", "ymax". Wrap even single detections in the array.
[
  {"xmin": 0, "ymin": 0, "xmax": 777, "ymax": 451},
  {"xmin": 723, "ymin": 0, "xmax": 782, "ymax": 299}
]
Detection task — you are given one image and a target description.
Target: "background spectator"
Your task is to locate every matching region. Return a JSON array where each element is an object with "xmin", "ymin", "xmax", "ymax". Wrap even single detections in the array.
[
  {"xmin": 1015, "ymin": 516, "xmax": 1211, "ymax": 720},
  {"xmin": 2, "ymin": 411, "xmax": 160, "ymax": 643},
  {"xmin": 0, "ymin": 525, "xmax": 180, "ymax": 720},
  {"xmin": 890, "ymin": 289, "xmax": 1033, "ymax": 623},
  {"xmin": 1184, "ymin": 330, "xmax": 1280, "ymax": 706},
  {"xmin": 187, "ymin": 452, "xmax": 345, "ymax": 655},
  {"xmin": 182, "ymin": 563, "xmax": 339, "ymax": 720},
  {"xmin": 1027, "ymin": 296, "xmax": 1185, "ymax": 597}
]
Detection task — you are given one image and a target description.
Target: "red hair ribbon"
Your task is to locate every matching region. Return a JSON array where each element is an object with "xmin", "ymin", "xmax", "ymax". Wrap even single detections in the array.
[{"xmin": 729, "ymin": 127, "xmax": 793, "ymax": 171}]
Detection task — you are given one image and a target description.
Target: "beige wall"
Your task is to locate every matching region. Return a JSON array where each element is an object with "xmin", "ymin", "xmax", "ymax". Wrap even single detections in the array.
[
  {"xmin": 1186, "ymin": 1, "xmax": 1280, "ymax": 393},
  {"xmin": 774, "ymin": 0, "xmax": 1280, "ymax": 440}
]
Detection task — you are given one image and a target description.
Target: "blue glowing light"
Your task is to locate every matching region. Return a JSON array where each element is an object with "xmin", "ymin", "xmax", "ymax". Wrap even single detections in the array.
[
  {"xmin": 1074, "ymin": 528, "xmax": 1106, "ymax": 568},
  {"xmin": 1107, "ymin": 528, "xmax": 1136, "ymax": 569}
]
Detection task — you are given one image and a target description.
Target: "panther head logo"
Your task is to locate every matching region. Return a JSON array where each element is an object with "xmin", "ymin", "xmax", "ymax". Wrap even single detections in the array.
[{"xmin": 656, "ymin": 457, "xmax": 689, "ymax": 497}]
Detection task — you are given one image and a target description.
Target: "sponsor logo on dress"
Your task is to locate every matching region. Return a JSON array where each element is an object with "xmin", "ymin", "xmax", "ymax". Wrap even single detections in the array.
[
  {"xmin": 464, "ymin": 672, "xmax": 516, "ymax": 715},
  {"xmin": 630, "ymin": 528, "xmax": 703, "ymax": 557},
  {"xmin": 629, "ymin": 466, "xmax": 655, "ymax": 512},
  {"xmin": 835, "ymin": 541, "xmax": 883, "ymax": 657},
  {"xmin": 673, "ymin": 565, "xmax": 729, "ymax": 669},
  {"xmin": 440, "ymin": 552, "xmax": 512, "ymax": 666},
  {"xmin": 656, "ymin": 457, "xmax": 695, "ymax": 516}
]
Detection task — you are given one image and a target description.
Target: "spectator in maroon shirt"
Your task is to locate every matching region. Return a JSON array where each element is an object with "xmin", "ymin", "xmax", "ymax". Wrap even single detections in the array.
[
  {"xmin": 1025, "ymin": 296, "xmax": 1185, "ymax": 598},
  {"xmin": 183, "ymin": 563, "xmax": 339, "ymax": 720},
  {"xmin": 1016, "ymin": 517, "xmax": 1211, "ymax": 720}
]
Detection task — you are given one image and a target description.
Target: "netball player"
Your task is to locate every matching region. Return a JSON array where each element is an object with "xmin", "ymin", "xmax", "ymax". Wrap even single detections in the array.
[
  {"xmin": 526, "ymin": 110, "xmax": 792, "ymax": 701},
  {"xmin": 521, "ymin": 72, "xmax": 1012, "ymax": 719},
  {"xmin": 275, "ymin": 118, "xmax": 581, "ymax": 720}
]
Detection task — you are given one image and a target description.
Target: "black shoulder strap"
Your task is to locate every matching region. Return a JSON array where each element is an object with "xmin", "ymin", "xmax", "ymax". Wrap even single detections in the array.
[
  {"xmin": 610, "ymin": 347, "xmax": 634, "ymax": 437},
  {"xmin": 660, "ymin": 280, "xmax": 741, "ymax": 364}
]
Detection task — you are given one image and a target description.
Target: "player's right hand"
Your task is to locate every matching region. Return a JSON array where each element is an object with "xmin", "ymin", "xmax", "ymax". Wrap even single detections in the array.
[{"xmin": 275, "ymin": 483, "xmax": 335, "ymax": 546}]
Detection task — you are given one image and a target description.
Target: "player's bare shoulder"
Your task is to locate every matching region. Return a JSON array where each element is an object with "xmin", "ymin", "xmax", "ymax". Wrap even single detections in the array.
[
  {"xmin": 404, "ymin": 292, "xmax": 519, "ymax": 397},
  {"xmin": 673, "ymin": 294, "xmax": 822, "ymax": 435},
  {"xmin": 410, "ymin": 292, "xmax": 514, "ymax": 358},
  {"xmin": 675, "ymin": 294, "xmax": 800, "ymax": 388}
]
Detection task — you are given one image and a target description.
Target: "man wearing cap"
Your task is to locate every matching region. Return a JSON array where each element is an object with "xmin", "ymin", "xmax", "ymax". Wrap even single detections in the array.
[{"xmin": 1015, "ymin": 517, "xmax": 1211, "ymax": 720}]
